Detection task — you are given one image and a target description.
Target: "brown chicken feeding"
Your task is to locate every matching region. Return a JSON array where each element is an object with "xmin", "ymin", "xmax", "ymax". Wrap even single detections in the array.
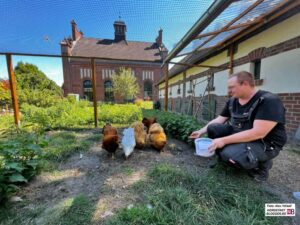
[
  {"xmin": 101, "ymin": 123, "xmax": 119, "ymax": 159},
  {"xmin": 147, "ymin": 123, "xmax": 167, "ymax": 152},
  {"xmin": 142, "ymin": 117, "xmax": 157, "ymax": 133},
  {"xmin": 131, "ymin": 121, "xmax": 147, "ymax": 149}
]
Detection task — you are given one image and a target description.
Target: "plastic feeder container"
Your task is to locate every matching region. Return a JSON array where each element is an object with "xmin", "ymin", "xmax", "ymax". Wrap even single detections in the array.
[{"xmin": 194, "ymin": 138, "xmax": 214, "ymax": 157}]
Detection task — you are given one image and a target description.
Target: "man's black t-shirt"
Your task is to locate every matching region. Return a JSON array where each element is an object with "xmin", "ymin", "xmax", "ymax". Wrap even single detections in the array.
[{"xmin": 220, "ymin": 90, "xmax": 287, "ymax": 147}]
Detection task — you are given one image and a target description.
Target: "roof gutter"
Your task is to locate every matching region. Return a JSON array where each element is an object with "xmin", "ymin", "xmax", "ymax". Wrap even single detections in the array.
[{"xmin": 162, "ymin": 0, "xmax": 235, "ymax": 67}]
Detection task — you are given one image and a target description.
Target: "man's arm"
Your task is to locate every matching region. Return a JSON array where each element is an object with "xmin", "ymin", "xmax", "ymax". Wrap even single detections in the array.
[
  {"xmin": 189, "ymin": 116, "xmax": 228, "ymax": 138},
  {"xmin": 209, "ymin": 119, "xmax": 277, "ymax": 151}
]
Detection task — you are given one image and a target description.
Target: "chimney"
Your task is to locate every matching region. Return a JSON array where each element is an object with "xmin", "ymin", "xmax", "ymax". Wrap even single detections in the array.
[
  {"xmin": 160, "ymin": 46, "xmax": 168, "ymax": 61},
  {"xmin": 60, "ymin": 37, "xmax": 72, "ymax": 56},
  {"xmin": 114, "ymin": 20, "xmax": 126, "ymax": 42},
  {"xmin": 156, "ymin": 28, "xmax": 163, "ymax": 47},
  {"xmin": 71, "ymin": 20, "xmax": 83, "ymax": 41}
]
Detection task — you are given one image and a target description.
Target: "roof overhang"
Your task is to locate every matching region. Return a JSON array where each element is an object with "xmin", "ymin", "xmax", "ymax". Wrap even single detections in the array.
[
  {"xmin": 158, "ymin": 0, "xmax": 300, "ymax": 85},
  {"xmin": 162, "ymin": 0, "xmax": 235, "ymax": 67}
]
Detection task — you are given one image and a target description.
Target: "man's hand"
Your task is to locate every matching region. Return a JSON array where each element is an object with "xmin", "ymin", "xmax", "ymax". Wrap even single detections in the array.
[
  {"xmin": 189, "ymin": 130, "xmax": 203, "ymax": 139},
  {"xmin": 208, "ymin": 138, "xmax": 226, "ymax": 152}
]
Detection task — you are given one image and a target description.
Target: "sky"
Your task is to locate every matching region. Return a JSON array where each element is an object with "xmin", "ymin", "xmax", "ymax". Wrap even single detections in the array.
[{"xmin": 0, "ymin": 0, "xmax": 213, "ymax": 86}]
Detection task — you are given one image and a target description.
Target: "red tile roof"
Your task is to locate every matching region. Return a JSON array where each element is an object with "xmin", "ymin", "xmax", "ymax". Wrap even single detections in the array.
[{"xmin": 71, "ymin": 38, "xmax": 164, "ymax": 62}]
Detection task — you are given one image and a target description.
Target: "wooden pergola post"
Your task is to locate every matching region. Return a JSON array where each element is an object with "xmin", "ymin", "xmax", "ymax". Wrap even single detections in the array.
[
  {"xmin": 164, "ymin": 63, "xmax": 169, "ymax": 111},
  {"xmin": 229, "ymin": 45, "xmax": 234, "ymax": 75},
  {"xmin": 6, "ymin": 54, "xmax": 20, "ymax": 126},
  {"xmin": 91, "ymin": 58, "xmax": 98, "ymax": 127}
]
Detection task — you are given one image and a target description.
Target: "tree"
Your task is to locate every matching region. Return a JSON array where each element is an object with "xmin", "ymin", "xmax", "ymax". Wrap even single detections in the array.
[
  {"xmin": 13, "ymin": 62, "xmax": 63, "ymax": 107},
  {"xmin": 112, "ymin": 68, "xmax": 140, "ymax": 102},
  {"xmin": 14, "ymin": 62, "xmax": 62, "ymax": 96},
  {"xmin": 0, "ymin": 79, "xmax": 11, "ymax": 106}
]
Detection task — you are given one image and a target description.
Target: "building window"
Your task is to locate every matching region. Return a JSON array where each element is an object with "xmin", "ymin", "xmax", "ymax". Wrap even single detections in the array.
[
  {"xmin": 250, "ymin": 59, "xmax": 263, "ymax": 86},
  {"xmin": 83, "ymin": 80, "xmax": 93, "ymax": 101},
  {"xmin": 253, "ymin": 60, "xmax": 261, "ymax": 80},
  {"xmin": 102, "ymin": 69, "xmax": 115, "ymax": 79},
  {"xmin": 144, "ymin": 81, "xmax": 152, "ymax": 100},
  {"xmin": 142, "ymin": 70, "xmax": 154, "ymax": 80},
  {"xmin": 117, "ymin": 26, "xmax": 122, "ymax": 35},
  {"xmin": 80, "ymin": 68, "xmax": 91, "ymax": 79},
  {"xmin": 104, "ymin": 80, "xmax": 114, "ymax": 102}
]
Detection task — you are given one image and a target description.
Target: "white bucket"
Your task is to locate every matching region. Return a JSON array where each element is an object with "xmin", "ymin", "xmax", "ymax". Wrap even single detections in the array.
[{"xmin": 194, "ymin": 138, "xmax": 214, "ymax": 157}]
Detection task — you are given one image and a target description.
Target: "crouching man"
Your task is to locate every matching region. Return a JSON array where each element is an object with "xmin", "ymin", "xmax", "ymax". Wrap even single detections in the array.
[{"xmin": 190, "ymin": 71, "xmax": 287, "ymax": 182}]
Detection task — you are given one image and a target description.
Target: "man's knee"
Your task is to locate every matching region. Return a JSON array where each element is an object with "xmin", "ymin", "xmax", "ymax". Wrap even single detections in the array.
[
  {"xmin": 219, "ymin": 143, "xmax": 258, "ymax": 170},
  {"xmin": 207, "ymin": 123, "xmax": 233, "ymax": 139}
]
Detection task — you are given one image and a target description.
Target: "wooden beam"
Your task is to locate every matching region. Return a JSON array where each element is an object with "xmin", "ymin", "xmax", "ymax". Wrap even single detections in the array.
[
  {"xmin": 193, "ymin": 19, "xmax": 263, "ymax": 40},
  {"xmin": 0, "ymin": 52, "xmax": 161, "ymax": 64},
  {"xmin": 164, "ymin": 64, "xmax": 169, "ymax": 111},
  {"xmin": 91, "ymin": 58, "xmax": 98, "ymax": 128},
  {"xmin": 169, "ymin": 61, "xmax": 228, "ymax": 69},
  {"xmin": 185, "ymin": 0, "xmax": 265, "ymax": 58},
  {"xmin": 229, "ymin": 45, "xmax": 234, "ymax": 75},
  {"xmin": 175, "ymin": 45, "xmax": 216, "ymax": 58},
  {"xmin": 6, "ymin": 54, "xmax": 20, "ymax": 126},
  {"xmin": 219, "ymin": 0, "xmax": 299, "ymax": 47}
]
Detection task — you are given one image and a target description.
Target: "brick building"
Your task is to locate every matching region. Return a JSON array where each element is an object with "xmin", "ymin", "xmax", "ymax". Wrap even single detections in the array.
[{"xmin": 60, "ymin": 20, "xmax": 168, "ymax": 102}]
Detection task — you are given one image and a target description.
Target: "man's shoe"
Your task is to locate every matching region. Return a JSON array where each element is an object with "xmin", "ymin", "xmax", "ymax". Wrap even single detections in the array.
[
  {"xmin": 253, "ymin": 169, "xmax": 269, "ymax": 182},
  {"xmin": 250, "ymin": 160, "xmax": 273, "ymax": 182},
  {"xmin": 248, "ymin": 168, "xmax": 259, "ymax": 178}
]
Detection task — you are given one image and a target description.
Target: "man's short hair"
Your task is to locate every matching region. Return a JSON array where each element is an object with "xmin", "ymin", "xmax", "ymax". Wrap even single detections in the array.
[{"xmin": 229, "ymin": 71, "xmax": 255, "ymax": 87}]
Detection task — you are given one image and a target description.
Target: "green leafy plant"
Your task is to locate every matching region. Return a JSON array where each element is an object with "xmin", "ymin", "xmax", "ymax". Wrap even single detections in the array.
[
  {"xmin": 143, "ymin": 109, "xmax": 203, "ymax": 145},
  {"xmin": 19, "ymin": 101, "xmax": 143, "ymax": 129},
  {"xmin": 98, "ymin": 104, "xmax": 142, "ymax": 125},
  {"xmin": 0, "ymin": 130, "xmax": 47, "ymax": 203}
]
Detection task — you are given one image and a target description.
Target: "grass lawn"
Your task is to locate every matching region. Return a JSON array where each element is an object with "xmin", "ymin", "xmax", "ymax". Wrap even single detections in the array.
[{"xmin": 104, "ymin": 163, "xmax": 284, "ymax": 225}]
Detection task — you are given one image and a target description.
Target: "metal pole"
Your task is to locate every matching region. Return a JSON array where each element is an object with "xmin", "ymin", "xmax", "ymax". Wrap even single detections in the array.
[
  {"xmin": 164, "ymin": 63, "xmax": 169, "ymax": 111},
  {"xmin": 91, "ymin": 58, "xmax": 98, "ymax": 127},
  {"xmin": 6, "ymin": 54, "xmax": 20, "ymax": 126}
]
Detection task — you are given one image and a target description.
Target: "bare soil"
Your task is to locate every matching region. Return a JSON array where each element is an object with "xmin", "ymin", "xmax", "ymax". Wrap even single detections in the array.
[{"xmin": 16, "ymin": 129, "xmax": 300, "ymax": 224}]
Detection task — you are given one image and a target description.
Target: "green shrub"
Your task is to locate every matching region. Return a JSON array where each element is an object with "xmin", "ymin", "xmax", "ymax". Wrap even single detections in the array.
[
  {"xmin": 98, "ymin": 104, "xmax": 142, "ymax": 125},
  {"xmin": 0, "ymin": 115, "xmax": 15, "ymax": 130},
  {"xmin": 19, "ymin": 100, "xmax": 143, "ymax": 129},
  {"xmin": 0, "ymin": 130, "xmax": 47, "ymax": 203},
  {"xmin": 143, "ymin": 109, "xmax": 203, "ymax": 145},
  {"xmin": 135, "ymin": 100, "xmax": 153, "ymax": 109},
  {"xmin": 18, "ymin": 89, "xmax": 62, "ymax": 108},
  {"xmin": 21, "ymin": 100, "xmax": 94, "ymax": 129}
]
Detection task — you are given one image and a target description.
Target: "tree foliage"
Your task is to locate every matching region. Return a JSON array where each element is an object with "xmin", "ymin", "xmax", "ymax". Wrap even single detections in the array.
[
  {"xmin": 112, "ymin": 67, "xmax": 139, "ymax": 101},
  {"xmin": 14, "ymin": 62, "xmax": 63, "ymax": 107},
  {"xmin": 0, "ymin": 79, "xmax": 11, "ymax": 106}
]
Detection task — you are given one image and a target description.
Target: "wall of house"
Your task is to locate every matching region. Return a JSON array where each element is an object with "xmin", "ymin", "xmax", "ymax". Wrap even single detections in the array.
[
  {"xmin": 260, "ymin": 48, "xmax": 300, "ymax": 93},
  {"xmin": 159, "ymin": 13, "xmax": 300, "ymax": 140},
  {"xmin": 186, "ymin": 51, "xmax": 229, "ymax": 78},
  {"xmin": 214, "ymin": 69, "xmax": 230, "ymax": 96},
  {"xmin": 235, "ymin": 13, "xmax": 300, "ymax": 59},
  {"xmin": 63, "ymin": 59, "xmax": 163, "ymax": 102}
]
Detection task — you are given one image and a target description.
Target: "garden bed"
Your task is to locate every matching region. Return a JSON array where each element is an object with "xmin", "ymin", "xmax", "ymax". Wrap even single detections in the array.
[{"xmin": 0, "ymin": 129, "xmax": 299, "ymax": 225}]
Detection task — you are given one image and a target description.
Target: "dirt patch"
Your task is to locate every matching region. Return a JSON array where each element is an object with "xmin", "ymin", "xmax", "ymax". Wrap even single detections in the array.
[{"xmin": 13, "ymin": 130, "xmax": 300, "ymax": 224}]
